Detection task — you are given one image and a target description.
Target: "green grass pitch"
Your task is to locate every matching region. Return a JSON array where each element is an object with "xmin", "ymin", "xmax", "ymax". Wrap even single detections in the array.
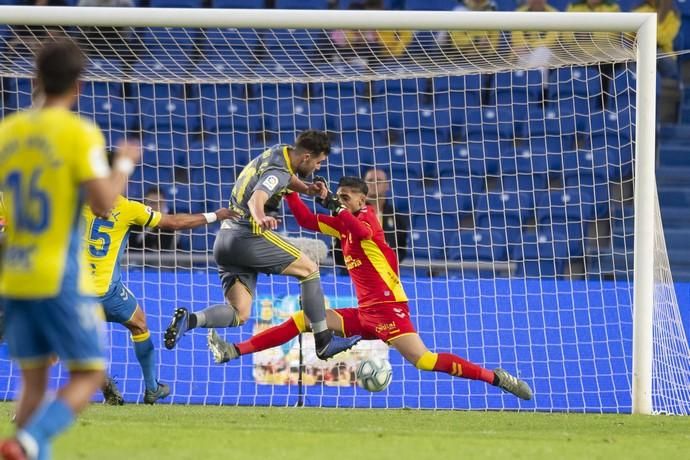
[{"xmin": 1, "ymin": 403, "xmax": 689, "ymax": 459}]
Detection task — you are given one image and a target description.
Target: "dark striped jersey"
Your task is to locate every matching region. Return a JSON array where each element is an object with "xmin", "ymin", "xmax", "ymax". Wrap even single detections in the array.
[{"xmin": 229, "ymin": 144, "xmax": 294, "ymax": 224}]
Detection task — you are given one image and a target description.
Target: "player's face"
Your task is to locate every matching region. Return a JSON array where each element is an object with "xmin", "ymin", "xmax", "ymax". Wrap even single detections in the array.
[
  {"xmin": 296, "ymin": 151, "xmax": 327, "ymax": 178},
  {"xmin": 336, "ymin": 186, "xmax": 367, "ymax": 213}
]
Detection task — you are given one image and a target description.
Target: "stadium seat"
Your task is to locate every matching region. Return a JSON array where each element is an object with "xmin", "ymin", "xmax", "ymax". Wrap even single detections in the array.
[
  {"xmin": 4, "ymin": 78, "xmax": 32, "ymax": 113},
  {"xmin": 201, "ymin": 28, "xmax": 261, "ymax": 72},
  {"xmin": 513, "ymin": 229, "xmax": 569, "ymax": 278},
  {"xmin": 140, "ymin": 98, "xmax": 201, "ymax": 134},
  {"xmin": 200, "ymin": 97, "xmax": 261, "ymax": 133},
  {"xmin": 411, "ymin": 230, "xmax": 445, "ymax": 261},
  {"xmin": 447, "ymin": 228, "xmax": 509, "ymax": 262},
  {"xmin": 78, "ymin": 94, "xmax": 134, "ymax": 134}
]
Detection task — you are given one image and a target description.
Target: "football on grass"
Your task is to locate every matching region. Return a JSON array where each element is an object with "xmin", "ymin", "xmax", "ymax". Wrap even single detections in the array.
[{"xmin": 356, "ymin": 358, "xmax": 392, "ymax": 392}]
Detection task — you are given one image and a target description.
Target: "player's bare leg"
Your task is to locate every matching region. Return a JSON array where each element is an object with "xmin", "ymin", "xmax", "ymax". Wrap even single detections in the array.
[
  {"xmin": 165, "ymin": 282, "xmax": 250, "ymax": 350},
  {"xmin": 390, "ymin": 334, "xmax": 532, "ymax": 400},
  {"xmin": 125, "ymin": 306, "xmax": 169, "ymax": 404},
  {"xmin": 209, "ymin": 309, "xmax": 346, "ymax": 364},
  {"xmin": 281, "ymin": 254, "xmax": 360, "ymax": 359},
  {"xmin": 13, "ymin": 365, "xmax": 50, "ymax": 428}
]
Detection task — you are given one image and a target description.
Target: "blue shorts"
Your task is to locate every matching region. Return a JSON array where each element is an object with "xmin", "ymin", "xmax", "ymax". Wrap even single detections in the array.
[
  {"xmin": 100, "ymin": 281, "xmax": 139, "ymax": 324},
  {"xmin": 4, "ymin": 294, "xmax": 106, "ymax": 371}
]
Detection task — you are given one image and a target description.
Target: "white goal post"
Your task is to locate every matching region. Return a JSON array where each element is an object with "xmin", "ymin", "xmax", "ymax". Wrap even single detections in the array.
[{"xmin": 0, "ymin": 5, "xmax": 679, "ymax": 415}]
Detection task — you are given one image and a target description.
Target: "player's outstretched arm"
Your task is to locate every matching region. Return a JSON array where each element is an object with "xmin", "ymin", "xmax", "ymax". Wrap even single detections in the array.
[
  {"xmin": 84, "ymin": 140, "xmax": 140, "ymax": 218},
  {"xmin": 157, "ymin": 208, "xmax": 239, "ymax": 231},
  {"xmin": 287, "ymin": 175, "xmax": 328, "ymax": 199},
  {"xmin": 285, "ymin": 192, "xmax": 345, "ymax": 238}
]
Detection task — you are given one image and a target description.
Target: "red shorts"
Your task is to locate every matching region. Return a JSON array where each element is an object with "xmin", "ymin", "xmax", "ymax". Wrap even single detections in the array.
[{"xmin": 331, "ymin": 302, "xmax": 417, "ymax": 343}]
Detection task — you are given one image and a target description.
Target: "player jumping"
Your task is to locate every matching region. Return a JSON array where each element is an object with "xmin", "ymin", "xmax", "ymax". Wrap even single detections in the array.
[
  {"xmin": 164, "ymin": 130, "xmax": 361, "ymax": 360},
  {"xmin": 207, "ymin": 176, "xmax": 533, "ymax": 400}
]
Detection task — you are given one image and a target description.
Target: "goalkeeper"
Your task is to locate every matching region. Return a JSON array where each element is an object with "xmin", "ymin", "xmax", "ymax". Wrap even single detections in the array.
[{"xmin": 208, "ymin": 176, "xmax": 533, "ymax": 400}]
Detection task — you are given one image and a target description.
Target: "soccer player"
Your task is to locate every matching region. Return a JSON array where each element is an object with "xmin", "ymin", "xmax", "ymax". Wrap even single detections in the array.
[
  {"xmin": 0, "ymin": 40, "xmax": 140, "ymax": 460},
  {"xmin": 164, "ymin": 130, "xmax": 361, "ymax": 360},
  {"xmin": 208, "ymin": 176, "xmax": 533, "ymax": 401},
  {"xmin": 84, "ymin": 194, "xmax": 238, "ymax": 405}
]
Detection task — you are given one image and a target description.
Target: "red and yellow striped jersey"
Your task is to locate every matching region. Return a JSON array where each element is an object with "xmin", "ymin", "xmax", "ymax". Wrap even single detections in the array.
[{"xmin": 285, "ymin": 193, "xmax": 407, "ymax": 307}]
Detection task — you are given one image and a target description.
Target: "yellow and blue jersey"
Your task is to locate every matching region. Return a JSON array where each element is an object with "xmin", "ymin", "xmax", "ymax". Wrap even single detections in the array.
[
  {"xmin": 0, "ymin": 107, "xmax": 109, "ymax": 298},
  {"xmin": 83, "ymin": 195, "xmax": 162, "ymax": 296}
]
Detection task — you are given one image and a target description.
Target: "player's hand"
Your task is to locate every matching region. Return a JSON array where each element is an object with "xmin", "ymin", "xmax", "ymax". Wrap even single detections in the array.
[
  {"xmin": 307, "ymin": 176, "xmax": 329, "ymax": 199},
  {"xmin": 257, "ymin": 216, "xmax": 279, "ymax": 231},
  {"xmin": 114, "ymin": 139, "xmax": 141, "ymax": 165},
  {"xmin": 215, "ymin": 208, "xmax": 240, "ymax": 221},
  {"xmin": 323, "ymin": 194, "xmax": 346, "ymax": 215}
]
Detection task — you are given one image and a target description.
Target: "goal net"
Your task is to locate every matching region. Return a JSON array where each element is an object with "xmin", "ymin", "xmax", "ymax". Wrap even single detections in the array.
[{"xmin": 0, "ymin": 7, "xmax": 688, "ymax": 414}]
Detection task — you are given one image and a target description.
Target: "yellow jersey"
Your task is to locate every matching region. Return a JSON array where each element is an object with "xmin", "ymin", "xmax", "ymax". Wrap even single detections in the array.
[
  {"xmin": 0, "ymin": 107, "xmax": 109, "ymax": 298},
  {"xmin": 512, "ymin": 5, "xmax": 560, "ymax": 50},
  {"xmin": 632, "ymin": 4, "xmax": 680, "ymax": 53},
  {"xmin": 0, "ymin": 192, "xmax": 5, "ymax": 234},
  {"xmin": 83, "ymin": 195, "xmax": 162, "ymax": 296}
]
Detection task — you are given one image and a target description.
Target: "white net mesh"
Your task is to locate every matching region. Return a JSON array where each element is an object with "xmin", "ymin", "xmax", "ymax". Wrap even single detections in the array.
[{"xmin": 0, "ymin": 16, "xmax": 688, "ymax": 413}]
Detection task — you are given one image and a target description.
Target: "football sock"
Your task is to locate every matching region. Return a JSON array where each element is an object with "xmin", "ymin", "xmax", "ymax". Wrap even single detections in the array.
[
  {"xmin": 131, "ymin": 331, "xmax": 158, "ymax": 393},
  {"xmin": 418, "ymin": 352, "xmax": 495, "ymax": 384},
  {"xmin": 19, "ymin": 398, "xmax": 74, "ymax": 460},
  {"xmin": 298, "ymin": 273, "xmax": 327, "ymax": 334},
  {"xmin": 236, "ymin": 317, "xmax": 302, "ymax": 355},
  {"xmin": 191, "ymin": 304, "xmax": 239, "ymax": 329}
]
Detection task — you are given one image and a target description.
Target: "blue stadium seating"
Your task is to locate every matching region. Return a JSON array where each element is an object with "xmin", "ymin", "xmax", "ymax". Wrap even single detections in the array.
[
  {"xmin": 447, "ymin": 228, "xmax": 509, "ymax": 263},
  {"xmin": 513, "ymin": 229, "xmax": 570, "ymax": 278}
]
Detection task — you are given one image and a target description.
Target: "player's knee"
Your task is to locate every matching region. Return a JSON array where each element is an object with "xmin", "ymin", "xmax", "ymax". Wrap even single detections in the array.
[
  {"xmin": 126, "ymin": 318, "xmax": 148, "ymax": 337},
  {"xmin": 234, "ymin": 304, "xmax": 250, "ymax": 325},
  {"xmin": 414, "ymin": 351, "xmax": 438, "ymax": 371},
  {"xmin": 294, "ymin": 255, "xmax": 318, "ymax": 279}
]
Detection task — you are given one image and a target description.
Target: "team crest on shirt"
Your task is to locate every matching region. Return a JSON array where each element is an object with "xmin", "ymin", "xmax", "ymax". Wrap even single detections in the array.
[{"xmin": 262, "ymin": 175, "xmax": 279, "ymax": 192}]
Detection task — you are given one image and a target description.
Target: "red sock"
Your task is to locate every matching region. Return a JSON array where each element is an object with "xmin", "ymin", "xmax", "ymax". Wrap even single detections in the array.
[
  {"xmin": 235, "ymin": 318, "xmax": 301, "ymax": 355},
  {"xmin": 433, "ymin": 353, "xmax": 495, "ymax": 384}
]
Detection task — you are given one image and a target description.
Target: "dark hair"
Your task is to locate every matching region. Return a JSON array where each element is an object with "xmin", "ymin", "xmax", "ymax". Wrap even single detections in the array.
[
  {"xmin": 338, "ymin": 176, "xmax": 369, "ymax": 196},
  {"xmin": 36, "ymin": 39, "xmax": 85, "ymax": 96},
  {"xmin": 295, "ymin": 130, "xmax": 331, "ymax": 156}
]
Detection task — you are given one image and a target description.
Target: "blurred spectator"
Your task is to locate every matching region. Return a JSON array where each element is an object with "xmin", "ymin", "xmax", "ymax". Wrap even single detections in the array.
[
  {"xmin": 632, "ymin": 0, "xmax": 680, "ymax": 78},
  {"xmin": 129, "ymin": 188, "xmax": 176, "ymax": 251},
  {"xmin": 448, "ymin": 0, "xmax": 500, "ymax": 59},
  {"xmin": 566, "ymin": 0, "xmax": 620, "ymax": 46},
  {"xmin": 363, "ymin": 168, "xmax": 409, "ymax": 263},
  {"xmin": 512, "ymin": 0, "xmax": 559, "ymax": 71},
  {"xmin": 331, "ymin": 168, "xmax": 409, "ymax": 271},
  {"xmin": 329, "ymin": 0, "xmax": 413, "ymax": 67}
]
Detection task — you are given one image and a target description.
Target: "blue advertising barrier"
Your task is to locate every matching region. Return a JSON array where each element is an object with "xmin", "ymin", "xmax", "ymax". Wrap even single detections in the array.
[{"xmin": 1, "ymin": 271, "xmax": 688, "ymax": 413}]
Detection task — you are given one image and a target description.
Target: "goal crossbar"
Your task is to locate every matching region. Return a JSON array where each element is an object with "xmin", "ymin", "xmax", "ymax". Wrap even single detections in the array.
[{"xmin": 0, "ymin": 6, "xmax": 655, "ymax": 32}]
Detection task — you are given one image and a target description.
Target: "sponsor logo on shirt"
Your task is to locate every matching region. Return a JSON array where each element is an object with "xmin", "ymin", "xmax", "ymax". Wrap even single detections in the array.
[{"xmin": 262, "ymin": 175, "xmax": 279, "ymax": 192}]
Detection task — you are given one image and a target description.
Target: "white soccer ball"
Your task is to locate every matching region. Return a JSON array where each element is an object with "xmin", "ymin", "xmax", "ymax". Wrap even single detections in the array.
[{"xmin": 356, "ymin": 357, "xmax": 392, "ymax": 392}]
